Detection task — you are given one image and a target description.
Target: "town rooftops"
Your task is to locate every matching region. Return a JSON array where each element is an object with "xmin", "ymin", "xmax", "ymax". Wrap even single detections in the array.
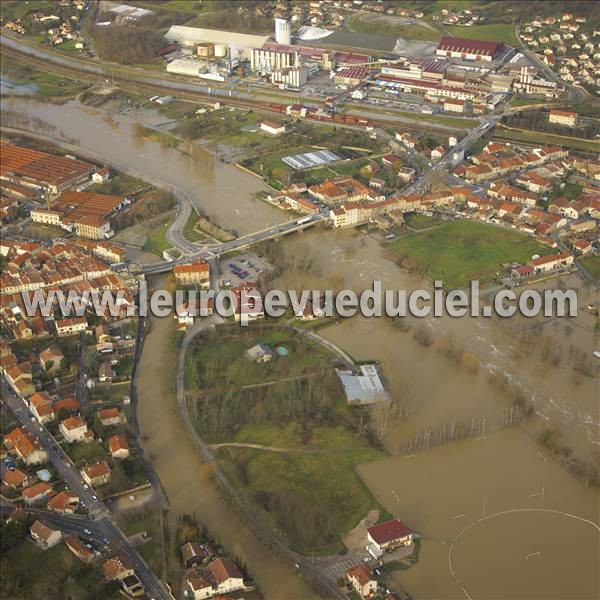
[
  {"xmin": 367, "ymin": 519, "xmax": 412, "ymax": 544},
  {"xmin": 65, "ymin": 535, "xmax": 95, "ymax": 562},
  {"xmin": 54, "ymin": 396, "xmax": 81, "ymax": 413},
  {"xmin": 98, "ymin": 407, "xmax": 121, "ymax": 421},
  {"xmin": 0, "ymin": 144, "xmax": 93, "ymax": 187},
  {"xmin": 2, "ymin": 468, "xmax": 28, "ymax": 487},
  {"xmin": 47, "ymin": 490, "xmax": 79, "ymax": 512},
  {"xmin": 549, "ymin": 109, "xmax": 577, "ymax": 118},
  {"xmin": 529, "ymin": 250, "xmax": 571, "ymax": 267}
]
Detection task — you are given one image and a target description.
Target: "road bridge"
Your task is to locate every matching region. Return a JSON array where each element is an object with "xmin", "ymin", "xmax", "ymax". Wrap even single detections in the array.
[{"xmin": 138, "ymin": 212, "xmax": 327, "ymax": 275}]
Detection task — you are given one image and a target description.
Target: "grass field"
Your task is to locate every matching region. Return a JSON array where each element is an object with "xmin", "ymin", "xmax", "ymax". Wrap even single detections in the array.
[
  {"xmin": 447, "ymin": 23, "xmax": 518, "ymax": 45},
  {"xmin": 345, "ymin": 104, "xmax": 479, "ymax": 130},
  {"xmin": 143, "ymin": 222, "xmax": 171, "ymax": 256},
  {"xmin": 220, "ymin": 423, "xmax": 382, "ymax": 554},
  {"xmin": 347, "ymin": 14, "xmax": 442, "ymax": 41},
  {"xmin": 120, "ymin": 510, "xmax": 163, "ymax": 568},
  {"xmin": 1, "ymin": 0, "xmax": 53, "ymax": 20},
  {"xmin": 508, "ymin": 95, "xmax": 549, "ymax": 108},
  {"xmin": 579, "ymin": 255, "xmax": 600, "ymax": 280},
  {"xmin": 405, "ymin": 213, "xmax": 443, "ymax": 230},
  {"xmin": 187, "ymin": 328, "xmax": 386, "ymax": 553},
  {"xmin": 186, "ymin": 329, "xmax": 330, "ymax": 391},
  {"xmin": 493, "ymin": 127, "xmax": 600, "ymax": 153},
  {"xmin": 389, "ymin": 220, "xmax": 547, "ymax": 288}
]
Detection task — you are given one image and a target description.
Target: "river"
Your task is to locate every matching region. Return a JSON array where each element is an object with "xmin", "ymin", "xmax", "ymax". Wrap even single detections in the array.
[
  {"xmin": 3, "ymin": 97, "xmax": 598, "ymax": 599},
  {"xmin": 0, "ymin": 97, "xmax": 287, "ymax": 235}
]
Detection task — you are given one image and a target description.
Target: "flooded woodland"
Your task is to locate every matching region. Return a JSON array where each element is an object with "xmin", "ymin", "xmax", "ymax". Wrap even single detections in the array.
[{"xmin": 4, "ymin": 97, "xmax": 598, "ymax": 599}]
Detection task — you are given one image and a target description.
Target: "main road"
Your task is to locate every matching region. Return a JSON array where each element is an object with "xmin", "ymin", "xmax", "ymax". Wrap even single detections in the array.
[{"xmin": 1, "ymin": 379, "xmax": 173, "ymax": 600}]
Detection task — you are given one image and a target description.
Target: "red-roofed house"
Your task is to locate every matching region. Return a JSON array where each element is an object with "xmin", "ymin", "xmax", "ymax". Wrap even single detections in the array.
[
  {"xmin": 528, "ymin": 250, "xmax": 573, "ymax": 273},
  {"xmin": 47, "ymin": 490, "xmax": 79, "ymax": 513},
  {"xmin": 347, "ymin": 564, "xmax": 378, "ymax": 598},
  {"xmin": 22, "ymin": 481, "xmax": 53, "ymax": 505},
  {"xmin": 108, "ymin": 434, "xmax": 130, "ymax": 459},
  {"xmin": 2, "ymin": 468, "xmax": 30, "ymax": 489},
  {"xmin": 59, "ymin": 416, "xmax": 91, "ymax": 443},
  {"xmin": 30, "ymin": 520, "xmax": 62, "ymax": 549},
  {"xmin": 173, "ymin": 261, "xmax": 210, "ymax": 287},
  {"xmin": 366, "ymin": 519, "xmax": 414, "ymax": 558},
  {"xmin": 81, "ymin": 460, "xmax": 111, "ymax": 486},
  {"xmin": 98, "ymin": 407, "xmax": 125, "ymax": 427},
  {"xmin": 29, "ymin": 392, "xmax": 55, "ymax": 424}
]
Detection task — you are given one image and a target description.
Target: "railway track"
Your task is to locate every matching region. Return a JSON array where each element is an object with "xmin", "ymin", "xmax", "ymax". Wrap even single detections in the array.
[{"xmin": 1, "ymin": 34, "xmax": 468, "ymax": 133}]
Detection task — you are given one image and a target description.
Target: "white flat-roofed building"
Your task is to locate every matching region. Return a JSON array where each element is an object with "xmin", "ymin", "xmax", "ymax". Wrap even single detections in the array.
[
  {"xmin": 336, "ymin": 364, "xmax": 389, "ymax": 405},
  {"xmin": 167, "ymin": 59, "xmax": 207, "ymax": 77}
]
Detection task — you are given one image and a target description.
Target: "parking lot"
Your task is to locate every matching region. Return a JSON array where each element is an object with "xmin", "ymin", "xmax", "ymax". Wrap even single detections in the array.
[{"xmin": 221, "ymin": 252, "xmax": 272, "ymax": 287}]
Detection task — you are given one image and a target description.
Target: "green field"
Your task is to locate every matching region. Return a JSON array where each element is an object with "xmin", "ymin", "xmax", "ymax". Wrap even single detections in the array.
[
  {"xmin": 186, "ymin": 329, "xmax": 331, "ymax": 392},
  {"xmin": 187, "ymin": 328, "xmax": 387, "ymax": 552},
  {"xmin": 345, "ymin": 104, "xmax": 479, "ymax": 129},
  {"xmin": 347, "ymin": 14, "xmax": 442, "ymax": 41},
  {"xmin": 492, "ymin": 127, "xmax": 600, "ymax": 153},
  {"xmin": 0, "ymin": 0, "xmax": 53, "ymax": 20},
  {"xmin": 405, "ymin": 213, "xmax": 443, "ymax": 230},
  {"xmin": 389, "ymin": 220, "xmax": 547, "ymax": 288},
  {"xmin": 220, "ymin": 423, "xmax": 382, "ymax": 554},
  {"xmin": 143, "ymin": 222, "xmax": 171, "ymax": 256},
  {"xmin": 579, "ymin": 255, "xmax": 600, "ymax": 280},
  {"xmin": 447, "ymin": 23, "xmax": 518, "ymax": 45},
  {"xmin": 508, "ymin": 95, "xmax": 549, "ymax": 108}
]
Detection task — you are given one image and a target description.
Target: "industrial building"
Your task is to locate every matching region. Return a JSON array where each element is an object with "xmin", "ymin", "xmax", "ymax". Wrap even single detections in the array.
[
  {"xmin": 30, "ymin": 191, "xmax": 129, "ymax": 240},
  {"xmin": 336, "ymin": 365, "xmax": 390, "ymax": 406},
  {"xmin": 274, "ymin": 17, "xmax": 291, "ymax": 45},
  {"xmin": 436, "ymin": 35, "xmax": 503, "ymax": 61},
  {"xmin": 271, "ymin": 66, "xmax": 308, "ymax": 89},
  {"xmin": 0, "ymin": 143, "xmax": 94, "ymax": 196},
  {"xmin": 164, "ymin": 25, "xmax": 269, "ymax": 61},
  {"xmin": 251, "ymin": 45, "xmax": 299, "ymax": 74}
]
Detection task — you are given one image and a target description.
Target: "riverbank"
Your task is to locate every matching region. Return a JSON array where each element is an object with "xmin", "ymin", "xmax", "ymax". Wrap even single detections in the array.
[{"xmin": 135, "ymin": 295, "xmax": 320, "ymax": 599}]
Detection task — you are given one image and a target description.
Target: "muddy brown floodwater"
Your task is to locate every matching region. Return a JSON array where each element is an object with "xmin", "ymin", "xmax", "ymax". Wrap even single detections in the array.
[
  {"xmin": 1, "ymin": 97, "xmax": 287, "ymax": 234},
  {"xmin": 6, "ymin": 98, "xmax": 598, "ymax": 599},
  {"xmin": 136, "ymin": 278, "xmax": 317, "ymax": 599}
]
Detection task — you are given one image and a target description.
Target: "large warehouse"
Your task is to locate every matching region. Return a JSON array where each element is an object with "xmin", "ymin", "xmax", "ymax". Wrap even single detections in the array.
[
  {"xmin": 164, "ymin": 25, "xmax": 269, "ymax": 60},
  {"xmin": 436, "ymin": 36, "xmax": 503, "ymax": 62}
]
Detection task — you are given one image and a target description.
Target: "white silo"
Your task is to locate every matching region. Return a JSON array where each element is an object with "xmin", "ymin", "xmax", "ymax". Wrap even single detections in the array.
[
  {"xmin": 275, "ymin": 17, "xmax": 291, "ymax": 45},
  {"xmin": 214, "ymin": 44, "xmax": 227, "ymax": 58}
]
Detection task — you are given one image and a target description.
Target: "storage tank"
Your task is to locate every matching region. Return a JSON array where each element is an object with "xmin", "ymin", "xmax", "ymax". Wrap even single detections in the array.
[
  {"xmin": 214, "ymin": 44, "xmax": 227, "ymax": 58},
  {"xmin": 197, "ymin": 42, "xmax": 214, "ymax": 58},
  {"xmin": 275, "ymin": 17, "xmax": 291, "ymax": 45}
]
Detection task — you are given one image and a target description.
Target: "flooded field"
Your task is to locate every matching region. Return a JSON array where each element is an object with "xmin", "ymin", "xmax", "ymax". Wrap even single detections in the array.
[
  {"xmin": 277, "ymin": 229, "xmax": 599, "ymax": 458},
  {"xmin": 358, "ymin": 429, "xmax": 599, "ymax": 600},
  {"xmin": 6, "ymin": 98, "xmax": 598, "ymax": 599}
]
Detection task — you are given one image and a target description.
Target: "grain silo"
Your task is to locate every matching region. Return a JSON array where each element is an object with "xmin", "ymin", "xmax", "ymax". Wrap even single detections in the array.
[{"xmin": 275, "ymin": 18, "xmax": 291, "ymax": 45}]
